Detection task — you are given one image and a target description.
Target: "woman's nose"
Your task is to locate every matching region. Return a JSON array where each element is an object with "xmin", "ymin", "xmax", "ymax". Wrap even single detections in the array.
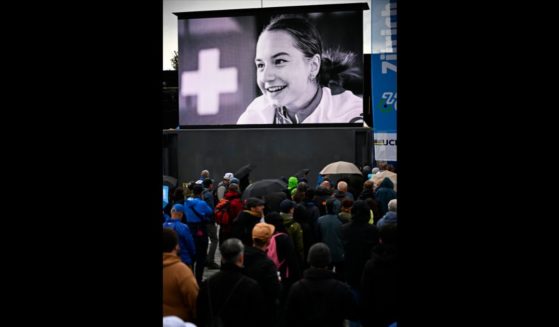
[{"xmin": 261, "ymin": 66, "xmax": 276, "ymax": 81}]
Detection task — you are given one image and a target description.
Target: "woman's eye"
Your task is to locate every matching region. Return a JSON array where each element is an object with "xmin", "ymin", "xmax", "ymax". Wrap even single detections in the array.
[
  {"xmin": 275, "ymin": 59, "xmax": 287, "ymax": 65},
  {"xmin": 256, "ymin": 63, "xmax": 264, "ymax": 69}
]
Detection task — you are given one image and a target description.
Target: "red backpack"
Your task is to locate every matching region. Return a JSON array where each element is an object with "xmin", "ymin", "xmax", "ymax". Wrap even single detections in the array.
[
  {"xmin": 266, "ymin": 232, "xmax": 289, "ymax": 278},
  {"xmin": 214, "ymin": 198, "xmax": 231, "ymax": 226}
]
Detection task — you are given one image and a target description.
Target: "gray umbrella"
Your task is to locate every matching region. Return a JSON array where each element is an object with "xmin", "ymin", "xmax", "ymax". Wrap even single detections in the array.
[{"xmin": 320, "ymin": 161, "xmax": 361, "ymax": 175}]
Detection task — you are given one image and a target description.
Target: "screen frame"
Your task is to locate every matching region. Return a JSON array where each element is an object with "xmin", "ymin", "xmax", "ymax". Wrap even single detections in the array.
[
  {"xmin": 174, "ymin": 3, "xmax": 369, "ymax": 20},
  {"xmin": 174, "ymin": 2, "xmax": 369, "ymax": 129}
]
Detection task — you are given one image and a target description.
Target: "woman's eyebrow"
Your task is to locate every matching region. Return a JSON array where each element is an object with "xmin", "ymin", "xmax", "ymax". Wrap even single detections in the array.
[
  {"xmin": 271, "ymin": 52, "xmax": 290, "ymax": 59},
  {"xmin": 255, "ymin": 52, "xmax": 290, "ymax": 63},
  {"xmin": 254, "ymin": 52, "xmax": 289, "ymax": 62}
]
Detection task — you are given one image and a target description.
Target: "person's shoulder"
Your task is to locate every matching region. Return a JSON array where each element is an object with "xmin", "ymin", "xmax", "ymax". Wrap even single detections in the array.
[
  {"xmin": 290, "ymin": 278, "xmax": 305, "ymax": 291},
  {"xmin": 329, "ymin": 88, "xmax": 362, "ymax": 110},
  {"xmin": 309, "ymin": 87, "xmax": 363, "ymax": 123},
  {"xmin": 191, "ymin": 197, "xmax": 204, "ymax": 204},
  {"xmin": 176, "ymin": 261, "xmax": 195, "ymax": 276},
  {"xmin": 240, "ymin": 273, "xmax": 260, "ymax": 288},
  {"xmin": 330, "ymin": 90, "xmax": 363, "ymax": 123},
  {"xmin": 237, "ymin": 95, "xmax": 274, "ymax": 124}
]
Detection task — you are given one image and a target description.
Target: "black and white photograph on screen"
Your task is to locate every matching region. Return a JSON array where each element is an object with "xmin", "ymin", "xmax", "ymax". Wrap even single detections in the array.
[{"xmin": 178, "ymin": 10, "xmax": 364, "ymax": 126}]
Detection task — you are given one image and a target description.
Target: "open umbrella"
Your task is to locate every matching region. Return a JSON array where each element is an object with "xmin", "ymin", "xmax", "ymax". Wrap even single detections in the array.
[
  {"xmin": 234, "ymin": 163, "xmax": 254, "ymax": 181},
  {"xmin": 241, "ymin": 179, "xmax": 287, "ymax": 200},
  {"xmin": 320, "ymin": 161, "xmax": 361, "ymax": 175},
  {"xmin": 370, "ymin": 170, "xmax": 397, "ymax": 192},
  {"xmin": 293, "ymin": 168, "xmax": 310, "ymax": 179},
  {"xmin": 234, "ymin": 164, "xmax": 254, "ymax": 193}
]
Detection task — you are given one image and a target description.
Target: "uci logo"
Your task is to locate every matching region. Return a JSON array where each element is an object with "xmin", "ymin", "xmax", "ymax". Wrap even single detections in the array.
[{"xmin": 374, "ymin": 139, "xmax": 397, "ymax": 146}]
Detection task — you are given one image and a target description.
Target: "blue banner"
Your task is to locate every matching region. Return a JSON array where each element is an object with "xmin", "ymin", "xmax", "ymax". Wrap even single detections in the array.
[
  {"xmin": 371, "ymin": 0, "xmax": 397, "ymax": 161},
  {"xmin": 371, "ymin": 53, "xmax": 397, "ymax": 133}
]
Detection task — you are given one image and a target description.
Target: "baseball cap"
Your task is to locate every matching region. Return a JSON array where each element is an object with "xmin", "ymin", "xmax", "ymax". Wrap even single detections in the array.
[
  {"xmin": 280, "ymin": 199, "xmax": 295, "ymax": 213},
  {"xmin": 171, "ymin": 203, "xmax": 184, "ymax": 213},
  {"xmin": 252, "ymin": 222, "xmax": 275, "ymax": 241},
  {"xmin": 245, "ymin": 197, "xmax": 265, "ymax": 209}
]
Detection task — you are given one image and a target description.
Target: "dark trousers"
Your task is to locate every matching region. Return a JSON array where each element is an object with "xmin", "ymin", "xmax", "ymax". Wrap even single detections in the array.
[
  {"xmin": 218, "ymin": 226, "xmax": 233, "ymax": 247},
  {"xmin": 206, "ymin": 222, "xmax": 218, "ymax": 263},
  {"xmin": 193, "ymin": 235, "xmax": 208, "ymax": 284}
]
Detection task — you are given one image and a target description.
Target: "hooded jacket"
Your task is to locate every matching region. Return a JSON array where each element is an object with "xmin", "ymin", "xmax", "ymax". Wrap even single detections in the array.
[
  {"xmin": 288, "ymin": 176, "xmax": 299, "ymax": 194},
  {"xmin": 340, "ymin": 213, "xmax": 379, "ymax": 288},
  {"xmin": 184, "ymin": 197, "xmax": 212, "ymax": 224},
  {"xmin": 163, "ymin": 219, "xmax": 196, "ymax": 265},
  {"xmin": 163, "ymin": 253, "xmax": 199, "ymax": 322},
  {"xmin": 196, "ymin": 263, "xmax": 265, "ymax": 327},
  {"xmin": 281, "ymin": 212, "xmax": 304, "ymax": 261},
  {"xmin": 377, "ymin": 211, "xmax": 397, "ymax": 228},
  {"xmin": 286, "ymin": 267, "xmax": 358, "ymax": 327},
  {"xmin": 375, "ymin": 178, "xmax": 397, "ymax": 217}
]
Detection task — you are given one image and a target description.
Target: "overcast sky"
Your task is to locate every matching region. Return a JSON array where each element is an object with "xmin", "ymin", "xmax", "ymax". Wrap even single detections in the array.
[{"xmin": 163, "ymin": 0, "xmax": 372, "ymax": 70}]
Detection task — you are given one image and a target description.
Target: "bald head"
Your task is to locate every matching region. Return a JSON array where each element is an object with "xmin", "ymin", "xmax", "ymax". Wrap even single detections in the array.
[
  {"xmin": 337, "ymin": 181, "xmax": 348, "ymax": 193},
  {"xmin": 320, "ymin": 180, "xmax": 331, "ymax": 189},
  {"xmin": 388, "ymin": 199, "xmax": 397, "ymax": 212}
]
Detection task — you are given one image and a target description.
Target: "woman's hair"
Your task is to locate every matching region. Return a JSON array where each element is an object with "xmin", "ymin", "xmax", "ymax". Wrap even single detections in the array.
[{"xmin": 263, "ymin": 15, "xmax": 360, "ymax": 88}]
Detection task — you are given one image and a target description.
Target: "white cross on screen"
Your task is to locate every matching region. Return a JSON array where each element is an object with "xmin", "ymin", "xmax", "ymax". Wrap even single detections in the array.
[{"xmin": 181, "ymin": 48, "xmax": 238, "ymax": 115}]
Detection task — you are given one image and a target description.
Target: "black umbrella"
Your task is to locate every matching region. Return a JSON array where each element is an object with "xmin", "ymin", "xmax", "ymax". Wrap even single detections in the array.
[
  {"xmin": 241, "ymin": 179, "xmax": 287, "ymax": 200},
  {"xmin": 293, "ymin": 168, "xmax": 310, "ymax": 179},
  {"xmin": 234, "ymin": 164, "xmax": 254, "ymax": 193},
  {"xmin": 234, "ymin": 163, "xmax": 254, "ymax": 180}
]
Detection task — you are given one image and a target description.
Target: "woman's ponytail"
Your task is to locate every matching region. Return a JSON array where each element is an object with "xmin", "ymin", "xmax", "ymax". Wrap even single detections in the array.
[{"xmin": 318, "ymin": 49, "xmax": 361, "ymax": 89}]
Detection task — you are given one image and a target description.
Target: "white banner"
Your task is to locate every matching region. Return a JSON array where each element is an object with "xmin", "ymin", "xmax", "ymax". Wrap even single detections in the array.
[{"xmin": 373, "ymin": 132, "xmax": 397, "ymax": 161}]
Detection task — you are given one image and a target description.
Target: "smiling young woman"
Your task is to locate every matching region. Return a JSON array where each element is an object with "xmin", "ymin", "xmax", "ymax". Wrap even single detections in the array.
[{"xmin": 237, "ymin": 15, "xmax": 364, "ymax": 125}]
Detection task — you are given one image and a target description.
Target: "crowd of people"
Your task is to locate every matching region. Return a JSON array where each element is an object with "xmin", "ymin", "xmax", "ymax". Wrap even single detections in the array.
[{"xmin": 163, "ymin": 163, "xmax": 397, "ymax": 327}]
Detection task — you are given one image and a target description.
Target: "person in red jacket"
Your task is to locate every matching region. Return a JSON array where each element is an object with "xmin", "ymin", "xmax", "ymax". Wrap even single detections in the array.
[{"xmin": 218, "ymin": 183, "xmax": 244, "ymax": 246}]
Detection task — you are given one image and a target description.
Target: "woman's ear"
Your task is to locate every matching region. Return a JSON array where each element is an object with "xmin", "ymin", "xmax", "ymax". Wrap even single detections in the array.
[{"xmin": 310, "ymin": 54, "xmax": 321, "ymax": 77}]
